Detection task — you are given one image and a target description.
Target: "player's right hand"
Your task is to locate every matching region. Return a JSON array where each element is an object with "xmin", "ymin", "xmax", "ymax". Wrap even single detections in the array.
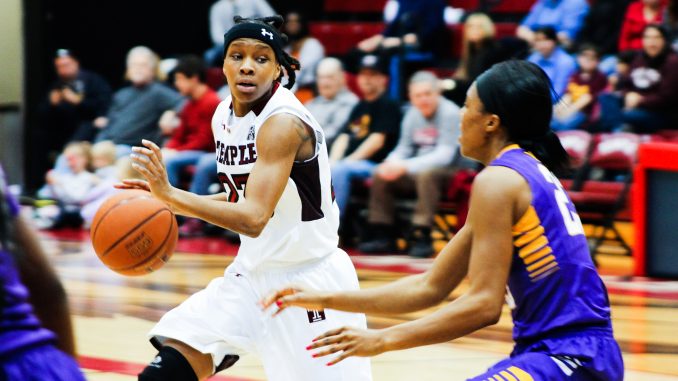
[{"xmin": 260, "ymin": 287, "xmax": 328, "ymax": 316}]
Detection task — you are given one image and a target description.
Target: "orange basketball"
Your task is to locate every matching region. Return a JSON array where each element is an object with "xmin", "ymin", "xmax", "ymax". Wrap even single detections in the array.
[{"xmin": 90, "ymin": 190, "xmax": 178, "ymax": 276}]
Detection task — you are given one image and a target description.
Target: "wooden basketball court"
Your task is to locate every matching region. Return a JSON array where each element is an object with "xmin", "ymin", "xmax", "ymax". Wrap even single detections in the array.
[{"xmin": 37, "ymin": 223, "xmax": 678, "ymax": 381}]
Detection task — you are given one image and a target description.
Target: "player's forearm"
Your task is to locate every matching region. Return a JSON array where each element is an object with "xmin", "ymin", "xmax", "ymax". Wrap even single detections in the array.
[
  {"xmin": 167, "ymin": 188, "xmax": 267, "ymax": 237},
  {"xmin": 324, "ymin": 273, "xmax": 444, "ymax": 314},
  {"xmin": 381, "ymin": 291, "xmax": 501, "ymax": 352}
]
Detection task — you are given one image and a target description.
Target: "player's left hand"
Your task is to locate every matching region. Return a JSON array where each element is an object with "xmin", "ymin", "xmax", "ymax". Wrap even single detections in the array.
[
  {"xmin": 307, "ymin": 326, "xmax": 386, "ymax": 366},
  {"xmin": 127, "ymin": 139, "xmax": 175, "ymax": 203}
]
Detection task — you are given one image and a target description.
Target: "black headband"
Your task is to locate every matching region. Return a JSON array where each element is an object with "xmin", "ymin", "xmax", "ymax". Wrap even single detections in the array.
[{"xmin": 223, "ymin": 22, "xmax": 286, "ymax": 65}]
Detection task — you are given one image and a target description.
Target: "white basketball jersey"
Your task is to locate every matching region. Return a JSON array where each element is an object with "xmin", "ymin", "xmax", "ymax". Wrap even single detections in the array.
[{"xmin": 211, "ymin": 86, "xmax": 340, "ymax": 271}]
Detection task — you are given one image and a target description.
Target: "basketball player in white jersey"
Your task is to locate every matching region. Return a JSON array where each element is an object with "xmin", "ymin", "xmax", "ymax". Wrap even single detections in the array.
[{"xmin": 118, "ymin": 15, "xmax": 372, "ymax": 381}]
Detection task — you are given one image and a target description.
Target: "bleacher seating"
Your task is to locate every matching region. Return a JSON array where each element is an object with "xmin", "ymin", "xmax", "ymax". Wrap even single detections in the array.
[
  {"xmin": 565, "ymin": 133, "xmax": 640, "ymax": 259},
  {"xmin": 324, "ymin": 0, "xmax": 388, "ymax": 13},
  {"xmin": 309, "ymin": 22, "xmax": 385, "ymax": 56}
]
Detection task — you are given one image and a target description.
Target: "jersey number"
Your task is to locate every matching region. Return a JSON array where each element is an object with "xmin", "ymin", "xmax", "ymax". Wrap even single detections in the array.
[
  {"xmin": 218, "ymin": 172, "xmax": 250, "ymax": 203},
  {"xmin": 537, "ymin": 164, "xmax": 585, "ymax": 236}
]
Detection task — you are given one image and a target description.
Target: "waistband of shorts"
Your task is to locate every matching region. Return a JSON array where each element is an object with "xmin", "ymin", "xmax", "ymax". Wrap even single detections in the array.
[
  {"xmin": 515, "ymin": 323, "xmax": 614, "ymax": 347},
  {"xmin": 229, "ymin": 250, "xmax": 344, "ymax": 275}
]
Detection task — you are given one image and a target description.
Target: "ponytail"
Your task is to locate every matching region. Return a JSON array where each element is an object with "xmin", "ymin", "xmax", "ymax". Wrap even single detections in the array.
[{"xmin": 476, "ymin": 60, "xmax": 570, "ymax": 173}]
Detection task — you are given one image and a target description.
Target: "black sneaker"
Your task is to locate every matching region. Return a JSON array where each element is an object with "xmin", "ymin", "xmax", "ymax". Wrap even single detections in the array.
[
  {"xmin": 408, "ymin": 239, "xmax": 434, "ymax": 258},
  {"xmin": 408, "ymin": 226, "xmax": 433, "ymax": 258}
]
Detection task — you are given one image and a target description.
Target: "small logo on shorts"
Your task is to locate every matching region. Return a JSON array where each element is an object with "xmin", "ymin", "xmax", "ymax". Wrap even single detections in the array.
[
  {"xmin": 149, "ymin": 355, "xmax": 162, "ymax": 369},
  {"xmin": 307, "ymin": 309, "xmax": 326, "ymax": 323}
]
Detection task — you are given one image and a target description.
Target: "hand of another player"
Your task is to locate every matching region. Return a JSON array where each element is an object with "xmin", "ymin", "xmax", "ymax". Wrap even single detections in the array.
[
  {"xmin": 307, "ymin": 326, "xmax": 386, "ymax": 366},
  {"xmin": 128, "ymin": 139, "xmax": 175, "ymax": 203},
  {"xmin": 260, "ymin": 287, "xmax": 328, "ymax": 316}
]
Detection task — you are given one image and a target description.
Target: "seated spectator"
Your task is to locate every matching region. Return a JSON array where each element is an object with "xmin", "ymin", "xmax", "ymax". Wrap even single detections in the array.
[
  {"xmin": 552, "ymin": 44, "xmax": 608, "ymax": 131},
  {"xmin": 528, "ymin": 26, "xmax": 577, "ymax": 97},
  {"xmin": 354, "ymin": 0, "xmax": 448, "ymax": 60},
  {"xmin": 599, "ymin": 24, "xmax": 678, "ymax": 133},
  {"xmin": 80, "ymin": 157, "xmax": 143, "ymax": 228},
  {"xmin": 94, "ymin": 46, "xmax": 184, "ymax": 158},
  {"xmin": 158, "ymin": 56, "xmax": 221, "ymax": 237},
  {"xmin": 664, "ymin": 0, "xmax": 678, "ymax": 50},
  {"xmin": 305, "ymin": 58, "xmax": 359, "ymax": 148},
  {"xmin": 282, "ymin": 11, "xmax": 325, "ymax": 103},
  {"xmin": 203, "ymin": 0, "xmax": 275, "ymax": 66},
  {"xmin": 447, "ymin": 12, "xmax": 502, "ymax": 106},
  {"xmin": 162, "ymin": 56, "xmax": 220, "ymax": 187},
  {"xmin": 357, "ymin": 71, "xmax": 462, "ymax": 258},
  {"xmin": 330, "ymin": 55, "xmax": 401, "ymax": 217},
  {"xmin": 619, "ymin": 0, "xmax": 664, "ymax": 53},
  {"xmin": 33, "ymin": 49, "xmax": 111, "ymax": 179},
  {"xmin": 38, "ymin": 142, "xmax": 98, "ymax": 229},
  {"xmin": 90, "ymin": 140, "xmax": 118, "ymax": 180},
  {"xmin": 575, "ymin": 0, "xmax": 632, "ymax": 74},
  {"xmin": 517, "ymin": 0, "xmax": 590, "ymax": 49},
  {"xmin": 608, "ymin": 50, "xmax": 637, "ymax": 90}
]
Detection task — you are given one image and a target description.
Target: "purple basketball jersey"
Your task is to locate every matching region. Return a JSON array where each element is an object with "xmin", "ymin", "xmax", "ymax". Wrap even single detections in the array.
[
  {"xmin": 490, "ymin": 145, "xmax": 612, "ymax": 342},
  {"xmin": 0, "ymin": 166, "xmax": 56, "ymax": 357}
]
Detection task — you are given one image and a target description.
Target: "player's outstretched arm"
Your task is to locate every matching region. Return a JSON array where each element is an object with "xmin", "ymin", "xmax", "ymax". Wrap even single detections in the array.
[
  {"xmin": 303, "ymin": 167, "xmax": 522, "ymax": 365},
  {"xmin": 262, "ymin": 224, "xmax": 473, "ymax": 315},
  {"xmin": 125, "ymin": 114, "xmax": 307, "ymax": 237}
]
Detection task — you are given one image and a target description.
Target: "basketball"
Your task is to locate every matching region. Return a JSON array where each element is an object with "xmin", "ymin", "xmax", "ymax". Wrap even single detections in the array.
[{"xmin": 90, "ymin": 190, "xmax": 178, "ymax": 276}]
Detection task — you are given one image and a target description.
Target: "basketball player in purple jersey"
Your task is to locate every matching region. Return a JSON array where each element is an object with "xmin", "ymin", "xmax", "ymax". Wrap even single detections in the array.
[
  {"xmin": 0, "ymin": 165, "xmax": 85, "ymax": 380},
  {"xmin": 120, "ymin": 15, "xmax": 371, "ymax": 381},
  {"xmin": 263, "ymin": 60, "xmax": 624, "ymax": 380}
]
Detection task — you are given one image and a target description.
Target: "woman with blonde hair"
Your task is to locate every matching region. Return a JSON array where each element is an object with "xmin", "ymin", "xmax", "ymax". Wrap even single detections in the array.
[{"xmin": 448, "ymin": 13, "xmax": 502, "ymax": 105}]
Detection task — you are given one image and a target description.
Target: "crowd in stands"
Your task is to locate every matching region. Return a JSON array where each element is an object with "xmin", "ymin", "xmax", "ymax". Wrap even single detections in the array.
[{"xmin": 33, "ymin": 0, "xmax": 678, "ymax": 258}]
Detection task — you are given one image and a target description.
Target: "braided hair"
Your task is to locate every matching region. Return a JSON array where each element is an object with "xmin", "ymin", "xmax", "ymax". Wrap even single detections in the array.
[{"xmin": 223, "ymin": 15, "xmax": 301, "ymax": 90}]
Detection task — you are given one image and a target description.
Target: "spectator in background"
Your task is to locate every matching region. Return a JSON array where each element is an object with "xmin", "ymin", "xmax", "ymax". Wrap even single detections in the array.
[
  {"xmin": 599, "ymin": 24, "xmax": 678, "ymax": 133},
  {"xmin": 552, "ymin": 44, "xmax": 608, "ymax": 131},
  {"xmin": 94, "ymin": 46, "xmax": 184, "ymax": 158},
  {"xmin": 664, "ymin": 0, "xmax": 678, "ymax": 50},
  {"xmin": 160, "ymin": 56, "xmax": 221, "ymax": 237},
  {"xmin": 162, "ymin": 56, "xmax": 220, "ymax": 187},
  {"xmin": 90, "ymin": 140, "xmax": 118, "ymax": 180},
  {"xmin": 305, "ymin": 58, "xmax": 359, "ymax": 148},
  {"xmin": 330, "ymin": 55, "xmax": 401, "ymax": 217},
  {"xmin": 203, "ymin": 0, "xmax": 275, "ymax": 66},
  {"xmin": 80, "ymin": 157, "xmax": 142, "ymax": 228},
  {"xmin": 357, "ymin": 72, "xmax": 462, "ymax": 258},
  {"xmin": 0, "ymin": 164, "xmax": 85, "ymax": 381},
  {"xmin": 39, "ymin": 142, "xmax": 98, "ymax": 229},
  {"xmin": 34, "ymin": 49, "xmax": 111, "ymax": 179},
  {"xmin": 447, "ymin": 12, "xmax": 502, "ymax": 106},
  {"xmin": 517, "ymin": 0, "xmax": 590, "ymax": 49},
  {"xmin": 355, "ymin": 0, "xmax": 448, "ymax": 60},
  {"xmin": 619, "ymin": 0, "xmax": 664, "ymax": 53},
  {"xmin": 528, "ymin": 26, "xmax": 577, "ymax": 97},
  {"xmin": 282, "ymin": 11, "xmax": 325, "ymax": 103},
  {"xmin": 608, "ymin": 50, "xmax": 637, "ymax": 90},
  {"xmin": 575, "ymin": 0, "xmax": 632, "ymax": 74}
]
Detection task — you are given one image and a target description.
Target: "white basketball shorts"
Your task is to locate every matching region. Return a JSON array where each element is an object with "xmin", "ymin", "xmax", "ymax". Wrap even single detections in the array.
[{"xmin": 148, "ymin": 250, "xmax": 372, "ymax": 381}]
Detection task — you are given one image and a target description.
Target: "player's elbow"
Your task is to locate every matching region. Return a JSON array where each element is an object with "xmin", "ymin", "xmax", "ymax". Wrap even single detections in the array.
[
  {"xmin": 473, "ymin": 294, "xmax": 503, "ymax": 327},
  {"xmin": 239, "ymin": 212, "xmax": 269, "ymax": 238}
]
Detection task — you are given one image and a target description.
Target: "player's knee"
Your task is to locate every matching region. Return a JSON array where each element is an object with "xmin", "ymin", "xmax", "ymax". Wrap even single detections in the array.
[{"xmin": 138, "ymin": 346, "xmax": 198, "ymax": 381}]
